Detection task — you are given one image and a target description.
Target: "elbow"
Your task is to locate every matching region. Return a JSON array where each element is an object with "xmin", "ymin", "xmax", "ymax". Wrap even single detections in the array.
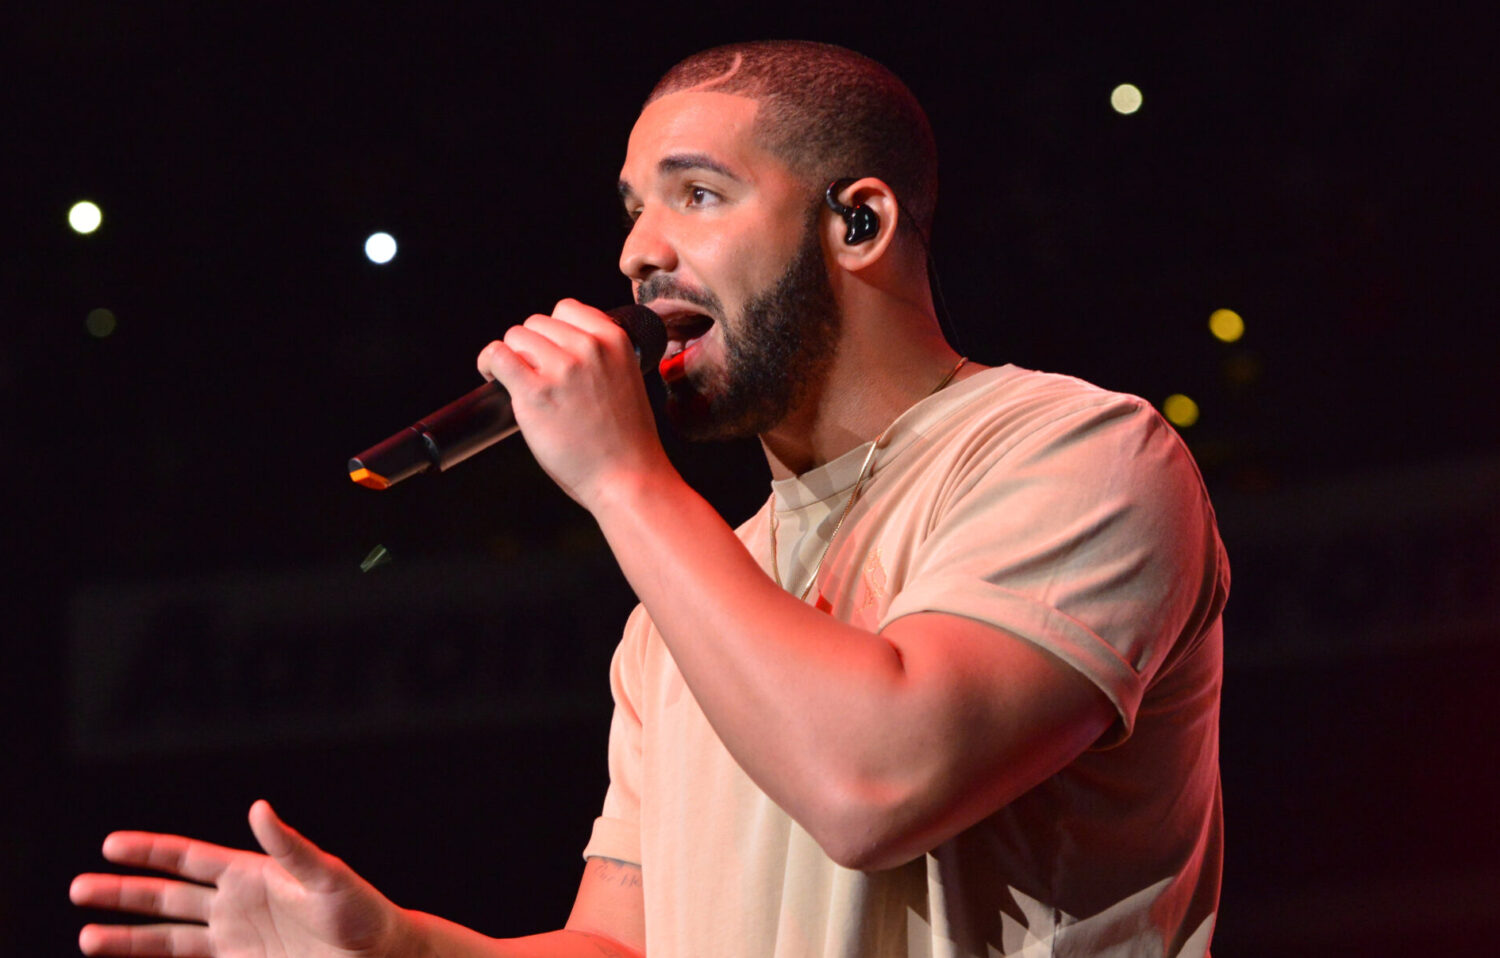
[
  {"xmin": 823, "ymin": 836, "xmax": 917, "ymax": 873},
  {"xmin": 803, "ymin": 777, "xmax": 934, "ymax": 872}
]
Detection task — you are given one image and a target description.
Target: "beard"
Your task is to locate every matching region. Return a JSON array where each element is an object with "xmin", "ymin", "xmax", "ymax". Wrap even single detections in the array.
[{"xmin": 657, "ymin": 218, "xmax": 841, "ymax": 441}]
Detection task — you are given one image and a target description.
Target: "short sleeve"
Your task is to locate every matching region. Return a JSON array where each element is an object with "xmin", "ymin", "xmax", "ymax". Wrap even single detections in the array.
[
  {"xmin": 881, "ymin": 393, "xmax": 1227, "ymax": 745},
  {"xmin": 581, "ymin": 604, "xmax": 649, "ymax": 865}
]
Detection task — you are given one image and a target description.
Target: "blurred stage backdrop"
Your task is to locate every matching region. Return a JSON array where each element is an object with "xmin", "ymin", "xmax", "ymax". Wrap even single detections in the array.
[{"xmin": 3, "ymin": 4, "xmax": 1495, "ymax": 954}]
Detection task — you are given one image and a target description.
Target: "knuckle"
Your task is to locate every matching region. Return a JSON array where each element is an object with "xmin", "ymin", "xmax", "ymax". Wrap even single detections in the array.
[
  {"xmin": 604, "ymin": 322, "xmax": 631, "ymax": 348},
  {"xmin": 576, "ymin": 333, "xmax": 605, "ymax": 359}
]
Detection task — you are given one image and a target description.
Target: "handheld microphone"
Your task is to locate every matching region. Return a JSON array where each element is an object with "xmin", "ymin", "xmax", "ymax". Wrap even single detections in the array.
[{"xmin": 348, "ymin": 304, "xmax": 666, "ymax": 490}]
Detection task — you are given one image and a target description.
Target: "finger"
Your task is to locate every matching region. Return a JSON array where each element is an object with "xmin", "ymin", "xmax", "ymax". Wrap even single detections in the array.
[
  {"xmin": 503, "ymin": 322, "xmax": 575, "ymax": 365},
  {"xmin": 484, "ymin": 325, "xmax": 579, "ymax": 395},
  {"xmin": 551, "ymin": 298, "xmax": 627, "ymax": 339},
  {"xmin": 476, "ymin": 336, "xmax": 544, "ymax": 389},
  {"xmin": 520, "ymin": 314, "xmax": 606, "ymax": 359},
  {"xmin": 79, "ymin": 922, "xmax": 212, "ymax": 957},
  {"xmin": 248, "ymin": 799, "xmax": 336, "ymax": 889},
  {"xmin": 71, "ymin": 874, "xmax": 214, "ymax": 922},
  {"xmin": 99, "ymin": 832, "xmax": 236, "ymax": 885},
  {"xmin": 549, "ymin": 300, "xmax": 638, "ymax": 356}
]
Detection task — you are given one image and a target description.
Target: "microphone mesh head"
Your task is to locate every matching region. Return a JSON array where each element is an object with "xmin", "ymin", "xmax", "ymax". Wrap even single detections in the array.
[{"xmin": 607, "ymin": 304, "xmax": 667, "ymax": 372}]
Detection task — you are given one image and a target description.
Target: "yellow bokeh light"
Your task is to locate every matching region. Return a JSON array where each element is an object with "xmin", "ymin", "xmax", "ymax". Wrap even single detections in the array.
[
  {"xmin": 86, "ymin": 308, "xmax": 117, "ymax": 338},
  {"xmin": 69, "ymin": 200, "xmax": 103, "ymax": 234},
  {"xmin": 1163, "ymin": 393, "xmax": 1200, "ymax": 428},
  {"xmin": 1111, "ymin": 83, "xmax": 1143, "ymax": 115},
  {"xmin": 1223, "ymin": 352, "xmax": 1260, "ymax": 386},
  {"xmin": 1209, "ymin": 308, "xmax": 1244, "ymax": 343}
]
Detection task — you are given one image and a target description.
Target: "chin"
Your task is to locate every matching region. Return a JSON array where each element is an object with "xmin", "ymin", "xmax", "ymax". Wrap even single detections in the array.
[
  {"xmin": 664, "ymin": 382, "xmax": 770, "ymax": 442},
  {"xmin": 665, "ymin": 392, "xmax": 737, "ymax": 442}
]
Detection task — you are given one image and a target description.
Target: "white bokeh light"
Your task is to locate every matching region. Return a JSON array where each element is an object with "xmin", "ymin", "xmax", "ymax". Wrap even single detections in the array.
[
  {"xmin": 69, "ymin": 200, "xmax": 103, "ymax": 234},
  {"xmin": 364, "ymin": 232, "xmax": 397, "ymax": 264}
]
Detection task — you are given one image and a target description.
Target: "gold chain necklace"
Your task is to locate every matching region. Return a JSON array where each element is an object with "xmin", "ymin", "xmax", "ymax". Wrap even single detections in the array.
[{"xmin": 770, "ymin": 357, "xmax": 968, "ymax": 600}]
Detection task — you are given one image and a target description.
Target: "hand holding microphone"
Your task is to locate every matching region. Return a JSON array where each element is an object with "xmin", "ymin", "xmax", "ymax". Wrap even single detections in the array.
[{"xmin": 349, "ymin": 302, "xmax": 664, "ymax": 490}]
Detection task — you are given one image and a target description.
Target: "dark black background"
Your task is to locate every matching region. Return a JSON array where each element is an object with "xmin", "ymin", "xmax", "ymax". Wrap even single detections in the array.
[{"xmin": 4, "ymin": 3, "xmax": 1496, "ymax": 954}]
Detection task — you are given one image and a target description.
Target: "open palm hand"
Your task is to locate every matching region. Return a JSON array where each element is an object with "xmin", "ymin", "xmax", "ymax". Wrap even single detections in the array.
[{"xmin": 71, "ymin": 800, "xmax": 405, "ymax": 958}]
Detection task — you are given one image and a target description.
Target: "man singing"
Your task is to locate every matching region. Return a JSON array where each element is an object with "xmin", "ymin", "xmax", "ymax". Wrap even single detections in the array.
[{"xmin": 73, "ymin": 40, "xmax": 1227, "ymax": 957}]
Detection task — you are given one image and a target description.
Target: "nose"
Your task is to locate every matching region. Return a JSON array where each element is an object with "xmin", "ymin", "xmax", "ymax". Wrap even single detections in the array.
[{"xmin": 619, "ymin": 204, "xmax": 676, "ymax": 282}]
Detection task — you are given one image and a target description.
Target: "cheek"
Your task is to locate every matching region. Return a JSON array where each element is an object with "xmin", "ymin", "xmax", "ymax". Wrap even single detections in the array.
[{"xmin": 688, "ymin": 230, "xmax": 795, "ymax": 305}]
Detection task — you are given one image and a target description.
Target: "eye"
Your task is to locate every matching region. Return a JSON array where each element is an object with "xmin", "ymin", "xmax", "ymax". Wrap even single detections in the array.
[
  {"xmin": 685, "ymin": 185, "xmax": 719, "ymax": 208},
  {"xmin": 621, "ymin": 206, "xmax": 641, "ymax": 231}
]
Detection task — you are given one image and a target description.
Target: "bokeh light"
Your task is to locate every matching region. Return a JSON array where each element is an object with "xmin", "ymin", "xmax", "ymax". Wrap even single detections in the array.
[
  {"xmin": 365, "ymin": 232, "xmax": 397, "ymax": 264},
  {"xmin": 1209, "ymin": 308, "xmax": 1245, "ymax": 343},
  {"xmin": 1110, "ymin": 84, "xmax": 1143, "ymax": 115},
  {"xmin": 1163, "ymin": 393, "xmax": 1200, "ymax": 428},
  {"xmin": 69, "ymin": 201, "xmax": 103, "ymax": 234},
  {"xmin": 1223, "ymin": 352, "xmax": 1261, "ymax": 386},
  {"xmin": 85, "ymin": 308, "xmax": 117, "ymax": 338}
]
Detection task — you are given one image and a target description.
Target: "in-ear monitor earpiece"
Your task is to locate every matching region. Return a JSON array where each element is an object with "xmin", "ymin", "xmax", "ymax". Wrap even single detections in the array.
[{"xmin": 825, "ymin": 178, "xmax": 880, "ymax": 245}]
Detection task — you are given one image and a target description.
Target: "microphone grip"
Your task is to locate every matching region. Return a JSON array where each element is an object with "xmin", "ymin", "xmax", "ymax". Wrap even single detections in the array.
[
  {"xmin": 419, "ymin": 381, "xmax": 519, "ymax": 470},
  {"xmin": 346, "ymin": 380, "xmax": 514, "ymax": 489}
]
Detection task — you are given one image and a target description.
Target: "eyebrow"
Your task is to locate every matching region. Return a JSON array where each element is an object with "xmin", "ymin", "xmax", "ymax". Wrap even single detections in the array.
[{"xmin": 617, "ymin": 152, "xmax": 744, "ymax": 203}]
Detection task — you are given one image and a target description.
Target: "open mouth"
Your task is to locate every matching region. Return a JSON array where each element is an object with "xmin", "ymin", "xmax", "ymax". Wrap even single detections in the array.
[
  {"xmin": 659, "ymin": 312, "xmax": 716, "ymax": 382},
  {"xmin": 664, "ymin": 313, "xmax": 715, "ymax": 357}
]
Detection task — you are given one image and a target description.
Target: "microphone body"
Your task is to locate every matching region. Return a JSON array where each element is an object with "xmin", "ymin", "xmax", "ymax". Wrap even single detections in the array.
[{"xmin": 348, "ymin": 304, "xmax": 665, "ymax": 490}]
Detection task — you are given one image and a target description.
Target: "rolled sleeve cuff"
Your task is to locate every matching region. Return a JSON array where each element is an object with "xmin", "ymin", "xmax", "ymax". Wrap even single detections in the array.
[
  {"xmin": 882, "ymin": 575, "xmax": 1144, "ymax": 747},
  {"xmin": 582, "ymin": 814, "xmax": 642, "ymax": 867}
]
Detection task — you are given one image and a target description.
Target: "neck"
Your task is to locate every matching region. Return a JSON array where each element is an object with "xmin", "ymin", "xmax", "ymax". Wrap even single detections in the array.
[{"xmin": 758, "ymin": 311, "xmax": 971, "ymax": 479}]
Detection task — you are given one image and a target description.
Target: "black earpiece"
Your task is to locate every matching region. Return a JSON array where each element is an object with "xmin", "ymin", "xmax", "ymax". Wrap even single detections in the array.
[{"xmin": 825, "ymin": 178, "xmax": 880, "ymax": 245}]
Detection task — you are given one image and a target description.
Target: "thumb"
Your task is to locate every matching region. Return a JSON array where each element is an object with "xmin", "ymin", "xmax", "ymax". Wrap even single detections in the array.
[{"xmin": 248, "ymin": 799, "xmax": 337, "ymax": 888}]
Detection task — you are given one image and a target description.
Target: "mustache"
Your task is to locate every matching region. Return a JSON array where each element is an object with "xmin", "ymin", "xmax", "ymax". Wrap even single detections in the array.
[{"xmin": 637, "ymin": 276, "xmax": 723, "ymax": 316}]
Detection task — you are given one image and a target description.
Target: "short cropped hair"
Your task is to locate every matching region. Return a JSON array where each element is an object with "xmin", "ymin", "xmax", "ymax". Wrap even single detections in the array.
[{"xmin": 647, "ymin": 40, "xmax": 939, "ymax": 242}]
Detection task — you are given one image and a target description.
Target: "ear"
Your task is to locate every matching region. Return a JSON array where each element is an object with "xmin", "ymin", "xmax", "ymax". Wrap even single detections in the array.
[{"xmin": 822, "ymin": 176, "xmax": 901, "ymax": 273}]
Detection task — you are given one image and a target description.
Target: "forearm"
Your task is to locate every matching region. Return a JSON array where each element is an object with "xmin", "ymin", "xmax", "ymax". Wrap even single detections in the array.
[
  {"xmin": 399, "ymin": 912, "xmax": 641, "ymax": 958},
  {"xmin": 476, "ymin": 301, "xmax": 936, "ymax": 832}
]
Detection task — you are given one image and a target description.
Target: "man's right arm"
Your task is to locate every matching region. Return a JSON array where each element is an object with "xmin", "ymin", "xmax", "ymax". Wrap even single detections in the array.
[{"xmin": 71, "ymin": 801, "xmax": 644, "ymax": 958}]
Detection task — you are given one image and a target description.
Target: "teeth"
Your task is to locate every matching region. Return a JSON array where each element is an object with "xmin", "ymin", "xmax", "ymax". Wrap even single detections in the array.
[{"xmin": 656, "ymin": 311, "xmax": 714, "ymax": 368}]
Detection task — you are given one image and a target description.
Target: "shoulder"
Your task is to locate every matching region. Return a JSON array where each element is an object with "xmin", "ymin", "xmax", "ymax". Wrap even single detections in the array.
[
  {"xmin": 900, "ymin": 365, "xmax": 1193, "ymax": 494},
  {"xmin": 949, "ymin": 365, "xmax": 1159, "ymax": 444},
  {"xmin": 898, "ymin": 365, "xmax": 1227, "ymax": 595}
]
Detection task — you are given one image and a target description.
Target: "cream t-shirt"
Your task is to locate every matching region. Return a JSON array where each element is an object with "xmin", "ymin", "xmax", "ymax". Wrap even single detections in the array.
[{"xmin": 584, "ymin": 365, "xmax": 1228, "ymax": 957}]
